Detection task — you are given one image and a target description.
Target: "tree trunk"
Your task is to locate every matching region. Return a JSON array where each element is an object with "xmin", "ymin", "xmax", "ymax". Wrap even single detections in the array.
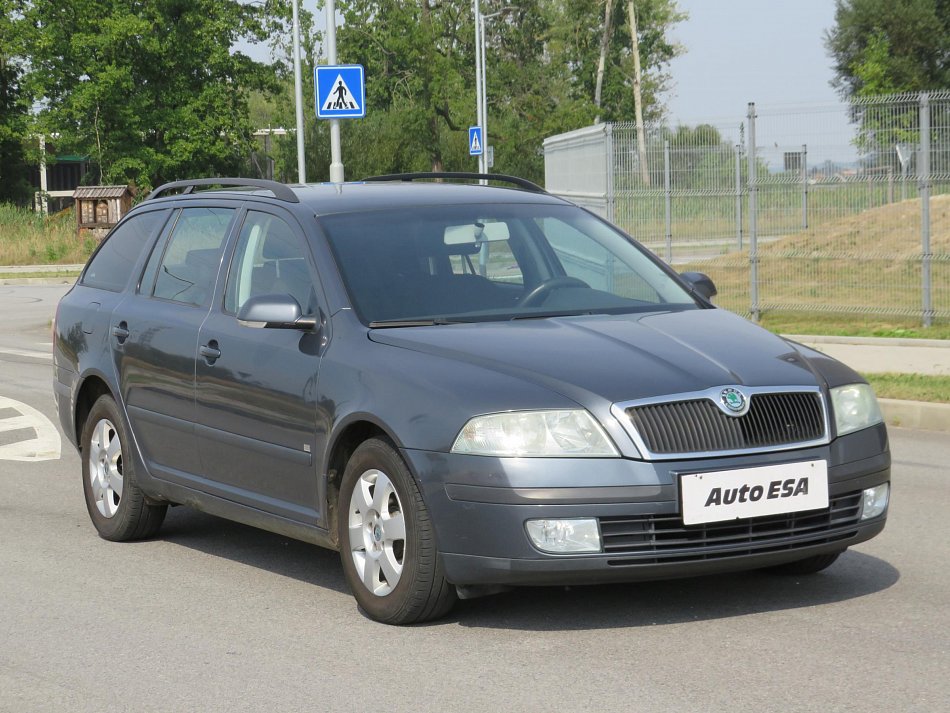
[
  {"xmin": 594, "ymin": 0, "xmax": 616, "ymax": 123},
  {"xmin": 628, "ymin": 1, "xmax": 650, "ymax": 186}
]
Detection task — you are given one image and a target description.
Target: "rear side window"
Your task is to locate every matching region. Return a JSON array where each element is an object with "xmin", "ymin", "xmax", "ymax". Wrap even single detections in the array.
[
  {"xmin": 81, "ymin": 211, "xmax": 166, "ymax": 292},
  {"xmin": 143, "ymin": 207, "xmax": 235, "ymax": 307}
]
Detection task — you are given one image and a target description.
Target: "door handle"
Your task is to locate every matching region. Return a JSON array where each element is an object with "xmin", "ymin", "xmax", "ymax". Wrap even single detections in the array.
[
  {"xmin": 199, "ymin": 342, "xmax": 221, "ymax": 362},
  {"xmin": 111, "ymin": 322, "xmax": 129, "ymax": 344}
]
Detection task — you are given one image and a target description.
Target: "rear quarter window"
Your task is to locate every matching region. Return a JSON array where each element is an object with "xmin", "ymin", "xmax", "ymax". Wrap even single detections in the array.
[
  {"xmin": 81, "ymin": 211, "xmax": 167, "ymax": 292},
  {"xmin": 144, "ymin": 207, "xmax": 235, "ymax": 307}
]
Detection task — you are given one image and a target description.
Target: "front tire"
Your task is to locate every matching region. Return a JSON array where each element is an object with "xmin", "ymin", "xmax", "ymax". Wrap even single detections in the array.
[
  {"xmin": 338, "ymin": 438, "xmax": 456, "ymax": 624},
  {"xmin": 81, "ymin": 395, "xmax": 167, "ymax": 541}
]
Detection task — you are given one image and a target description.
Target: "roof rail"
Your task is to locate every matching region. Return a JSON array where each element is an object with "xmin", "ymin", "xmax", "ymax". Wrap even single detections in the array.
[
  {"xmin": 145, "ymin": 178, "xmax": 300, "ymax": 203},
  {"xmin": 361, "ymin": 172, "xmax": 546, "ymax": 194}
]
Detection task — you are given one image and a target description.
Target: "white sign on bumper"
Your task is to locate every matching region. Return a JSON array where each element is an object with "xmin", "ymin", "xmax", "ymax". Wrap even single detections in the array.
[{"xmin": 680, "ymin": 460, "xmax": 829, "ymax": 526}]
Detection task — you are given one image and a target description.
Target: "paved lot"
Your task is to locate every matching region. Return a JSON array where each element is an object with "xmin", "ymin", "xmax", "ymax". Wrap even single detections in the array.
[
  {"xmin": 789, "ymin": 335, "xmax": 950, "ymax": 377},
  {"xmin": 1, "ymin": 284, "xmax": 948, "ymax": 712}
]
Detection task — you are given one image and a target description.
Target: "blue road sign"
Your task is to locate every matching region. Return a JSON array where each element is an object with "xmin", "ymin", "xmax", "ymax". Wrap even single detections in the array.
[
  {"xmin": 469, "ymin": 126, "xmax": 483, "ymax": 156},
  {"xmin": 316, "ymin": 65, "xmax": 366, "ymax": 119}
]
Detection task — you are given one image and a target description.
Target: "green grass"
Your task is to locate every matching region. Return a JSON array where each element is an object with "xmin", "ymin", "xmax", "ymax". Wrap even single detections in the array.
[
  {"xmin": 0, "ymin": 270, "xmax": 81, "ymax": 280},
  {"xmin": 863, "ymin": 373, "xmax": 950, "ymax": 403},
  {"xmin": 759, "ymin": 312, "xmax": 950, "ymax": 340},
  {"xmin": 0, "ymin": 204, "xmax": 97, "ymax": 266}
]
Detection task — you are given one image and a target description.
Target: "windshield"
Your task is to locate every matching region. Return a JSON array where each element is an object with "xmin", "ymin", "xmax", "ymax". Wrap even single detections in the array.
[{"xmin": 320, "ymin": 203, "xmax": 698, "ymax": 325}]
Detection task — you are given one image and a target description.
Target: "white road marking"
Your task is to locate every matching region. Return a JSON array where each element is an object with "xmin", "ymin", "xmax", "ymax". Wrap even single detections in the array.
[
  {"xmin": 0, "ymin": 396, "xmax": 61, "ymax": 461},
  {"xmin": 0, "ymin": 347, "xmax": 53, "ymax": 361}
]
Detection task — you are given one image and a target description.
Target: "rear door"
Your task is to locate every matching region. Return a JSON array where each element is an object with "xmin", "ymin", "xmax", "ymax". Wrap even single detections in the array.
[
  {"xmin": 194, "ymin": 207, "xmax": 327, "ymax": 522},
  {"xmin": 112, "ymin": 205, "xmax": 236, "ymax": 483}
]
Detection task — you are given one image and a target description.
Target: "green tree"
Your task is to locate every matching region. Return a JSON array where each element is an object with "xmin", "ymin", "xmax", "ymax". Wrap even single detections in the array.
[
  {"xmin": 481, "ymin": 1, "xmax": 594, "ymax": 180},
  {"xmin": 0, "ymin": 0, "xmax": 31, "ymax": 205},
  {"xmin": 23, "ymin": 0, "xmax": 287, "ymax": 190},
  {"xmin": 547, "ymin": 0, "xmax": 684, "ymax": 124},
  {"xmin": 336, "ymin": 0, "xmax": 473, "ymax": 174},
  {"xmin": 825, "ymin": 1, "xmax": 950, "ymax": 170},
  {"xmin": 825, "ymin": 0, "xmax": 950, "ymax": 98},
  {"xmin": 327, "ymin": 0, "xmax": 682, "ymax": 183}
]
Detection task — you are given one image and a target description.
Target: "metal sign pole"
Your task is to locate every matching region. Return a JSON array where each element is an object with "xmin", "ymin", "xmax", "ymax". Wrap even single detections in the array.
[
  {"xmin": 291, "ymin": 0, "xmax": 306, "ymax": 184},
  {"xmin": 474, "ymin": 0, "xmax": 485, "ymax": 175},
  {"xmin": 326, "ymin": 0, "xmax": 344, "ymax": 183},
  {"xmin": 479, "ymin": 12, "xmax": 488, "ymax": 175}
]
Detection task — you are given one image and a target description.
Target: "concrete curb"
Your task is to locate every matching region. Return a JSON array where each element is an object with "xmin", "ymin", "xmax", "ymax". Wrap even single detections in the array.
[
  {"xmin": 880, "ymin": 398, "xmax": 950, "ymax": 433},
  {"xmin": 0, "ymin": 277, "xmax": 77, "ymax": 286},
  {"xmin": 0, "ymin": 264, "xmax": 84, "ymax": 273},
  {"xmin": 786, "ymin": 335, "xmax": 950, "ymax": 376},
  {"xmin": 784, "ymin": 334, "xmax": 949, "ymax": 348},
  {"xmin": 0, "ymin": 264, "xmax": 81, "ymax": 286}
]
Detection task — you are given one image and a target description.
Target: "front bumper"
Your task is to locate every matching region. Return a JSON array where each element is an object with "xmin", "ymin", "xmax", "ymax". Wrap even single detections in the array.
[{"xmin": 404, "ymin": 424, "xmax": 890, "ymax": 586}]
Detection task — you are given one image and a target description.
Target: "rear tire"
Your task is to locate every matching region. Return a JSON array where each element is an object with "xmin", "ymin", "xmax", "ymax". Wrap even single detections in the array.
[
  {"xmin": 337, "ymin": 438, "xmax": 456, "ymax": 624},
  {"xmin": 768, "ymin": 551, "xmax": 842, "ymax": 575},
  {"xmin": 81, "ymin": 395, "xmax": 167, "ymax": 541}
]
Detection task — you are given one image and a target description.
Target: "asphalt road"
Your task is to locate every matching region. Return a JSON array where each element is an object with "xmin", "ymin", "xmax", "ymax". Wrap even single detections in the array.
[{"xmin": 1, "ymin": 284, "xmax": 948, "ymax": 713}]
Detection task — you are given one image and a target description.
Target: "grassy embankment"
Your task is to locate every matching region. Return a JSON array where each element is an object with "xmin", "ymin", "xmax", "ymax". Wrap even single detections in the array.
[
  {"xmin": 0, "ymin": 204, "xmax": 94, "ymax": 269},
  {"xmin": 678, "ymin": 194, "xmax": 950, "ymax": 333}
]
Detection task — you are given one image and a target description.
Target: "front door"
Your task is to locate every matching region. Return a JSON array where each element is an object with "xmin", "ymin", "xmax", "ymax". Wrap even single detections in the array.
[{"xmin": 194, "ymin": 208, "xmax": 327, "ymax": 523}]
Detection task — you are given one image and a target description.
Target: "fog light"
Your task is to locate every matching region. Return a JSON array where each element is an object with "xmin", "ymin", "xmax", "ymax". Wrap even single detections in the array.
[
  {"xmin": 525, "ymin": 518, "xmax": 601, "ymax": 554},
  {"xmin": 860, "ymin": 483, "xmax": 889, "ymax": 520}
]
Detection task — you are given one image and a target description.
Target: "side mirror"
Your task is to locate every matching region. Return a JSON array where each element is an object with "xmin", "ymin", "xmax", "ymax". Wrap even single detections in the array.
[
  {"xmin": 237, "ymin": 294, "xmax": 318, "ymax": 330},
  {"xmin": 680, "ymin": 271, "xmax": 718, "ymax": 301}
]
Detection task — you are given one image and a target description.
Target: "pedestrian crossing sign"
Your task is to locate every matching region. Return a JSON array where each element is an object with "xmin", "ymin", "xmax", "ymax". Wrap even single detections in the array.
[
  {"xmin": 469, "ymin": 126, "xmax": 483, "ymax": 156},
  {"xmin": 316, "ymin": 65, "xmax": 366, "ymax": 119}
]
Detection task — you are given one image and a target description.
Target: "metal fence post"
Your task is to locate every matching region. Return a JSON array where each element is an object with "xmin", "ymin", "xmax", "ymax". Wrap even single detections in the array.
[
  {"xmin": 747, "ymin": 103, "xmax": 759, "ymax": 321},
  {"xmin": 605, "ymin": 124, "xmax": 616, "ymax": 291},
  {"xmin": 664, "ymin": 139, "xmax": 672, "ymax": 263},
  {"xmin": 919, "ymin": 92, "xmax": 933, "ymax": 328},
  {"xmin": 605, "ymin": 123, "xmax": 615, "ymax": 225},
  {"xmin": 801, "ymin": 144, "xmax": 808, "ymax": 230},
  {"xmin": 735, "ymin": 144, "xmax": 743, "ymax": 251}
]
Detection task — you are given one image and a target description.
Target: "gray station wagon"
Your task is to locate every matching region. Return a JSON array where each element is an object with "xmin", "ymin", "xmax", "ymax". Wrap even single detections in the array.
[{"xmin": 53, "ymin": 174, "xmax": 890, "ymax": 624}]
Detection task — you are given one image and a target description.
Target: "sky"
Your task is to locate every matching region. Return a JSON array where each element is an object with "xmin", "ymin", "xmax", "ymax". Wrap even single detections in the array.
[
  {"xmin": 665, "ymin": 0, "xmax": 842, "ymax": 121},
  {"xmin": 663, "ymin": 0, "xmax": 858, "ymax": 164}
]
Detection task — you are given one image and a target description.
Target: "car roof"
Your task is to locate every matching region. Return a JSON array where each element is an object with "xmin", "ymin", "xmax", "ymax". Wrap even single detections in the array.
[
  {"xmin": 141, "ymin": 177, "xmax": 570, "ymax": 217},
  {"xmin": 294, "ymin": 181, "xmax": 569, "ymax": 215}
]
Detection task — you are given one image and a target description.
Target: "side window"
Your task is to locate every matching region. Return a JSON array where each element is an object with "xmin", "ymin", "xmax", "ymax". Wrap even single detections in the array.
[
  {"xmin": 539, "ymin": 217, "xmax": 660, "ymax": 302},
  {"xmin": 224, "ymin": 211, "xmax": 315, "ymax": 315},
  {"xmin": 448, "ymin": 253, "xmax": 476, "ymax": 275},
  {"xmin": 81, "ymin": 211, "xmax": 166, "ymax": 292},
  {"xmin": 481, "ymin": 240, "xmax": 523, "ymax": 285},
  {"xmin": 145, "ymin": 207, "xmax": 234, "ymax": 307}
]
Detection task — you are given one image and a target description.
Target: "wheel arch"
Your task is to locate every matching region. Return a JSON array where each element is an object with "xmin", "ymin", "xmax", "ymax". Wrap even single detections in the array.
[
  {"xmin": 73, "ymin": 373, "xmax": 116, "ymax": 450},
  {"xmin": 323, "ymin": 416, "xmax": 406, "ymax": 548}
]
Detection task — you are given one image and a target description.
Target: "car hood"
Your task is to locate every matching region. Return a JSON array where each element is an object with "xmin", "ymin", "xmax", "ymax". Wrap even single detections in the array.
[{"xmin": 368, "ymin": 308, "xmax": 825, "ymax": 406}]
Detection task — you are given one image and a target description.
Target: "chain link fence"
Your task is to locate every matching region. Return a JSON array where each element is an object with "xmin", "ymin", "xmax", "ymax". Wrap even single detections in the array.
[{"xmin": 543, "ymin": 91, "xmax": 950, "ymax": 325}]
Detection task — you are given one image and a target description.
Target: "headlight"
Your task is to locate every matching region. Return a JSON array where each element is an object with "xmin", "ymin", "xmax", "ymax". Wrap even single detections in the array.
[
  {"xmin": 451, "ymin": 410, "xmax": 619, "ymax": 457},
  {"xmin": 831, "ymin": 383, "xmax": 883, "ymax": 436}
]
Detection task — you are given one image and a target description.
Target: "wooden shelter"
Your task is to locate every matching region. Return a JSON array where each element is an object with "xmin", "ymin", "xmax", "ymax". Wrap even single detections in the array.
[{"xmin": 73, "ymin": 185, "xmax": 134, "ymax": 236}]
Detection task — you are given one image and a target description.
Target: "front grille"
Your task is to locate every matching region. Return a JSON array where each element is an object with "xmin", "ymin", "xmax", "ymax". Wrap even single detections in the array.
[
  {"xmin": 626, "ymin": 391, "xmax": 825, "ymax": 455},
  {"xmin": 600, "ymin": 491, "xmax": 862, "ymax": 565}
]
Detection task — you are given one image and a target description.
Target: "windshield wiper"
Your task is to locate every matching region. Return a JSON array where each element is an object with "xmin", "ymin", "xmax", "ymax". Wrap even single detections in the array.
[
  {"xmin": 509, "ymin": 310, "xmax": 596, "ymax": 321},
  {"xmin": 368, "ymin": 317, "xmax": 464, "ymax": 328}
]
